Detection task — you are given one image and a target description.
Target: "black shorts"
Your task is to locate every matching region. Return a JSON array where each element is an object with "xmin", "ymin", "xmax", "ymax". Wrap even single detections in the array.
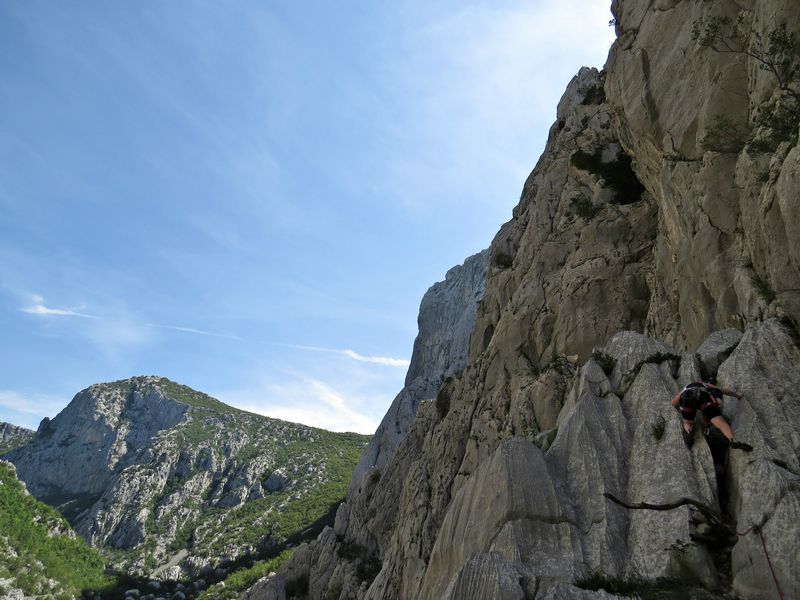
[{"xmin": 680, "ymin": 400, "xmax": 722, "ymax": 422}]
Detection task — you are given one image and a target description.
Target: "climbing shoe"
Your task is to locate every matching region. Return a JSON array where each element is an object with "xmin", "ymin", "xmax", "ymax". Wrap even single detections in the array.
[
  {"xmin": 729, "ymin": 441, "xmax": 753, "ymax": 452},
  {"xmin": 682, "ymin": 429, "xmax": 695, "ymax": 448}
]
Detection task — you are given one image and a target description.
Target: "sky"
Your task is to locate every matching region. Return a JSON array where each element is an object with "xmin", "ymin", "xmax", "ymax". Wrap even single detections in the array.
[{"xmin": 0, "ymin": 1, "xmax": 616, "ymax": 434}]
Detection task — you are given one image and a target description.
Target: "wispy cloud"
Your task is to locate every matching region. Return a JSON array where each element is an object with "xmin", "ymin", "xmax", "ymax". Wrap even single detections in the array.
[
  {"xmin": 148, "ymin": 323, "xmax": 243, "ymax": 341},
  {"xmin": 274, "ymin": 343, "xmax": 409, "ymax": 368},
  {"xmin": 218, "ymin": 377, "xmax": 382, "ymax": 434},
  {"xmin": 0, "ymin": 390, "xmax": 48, "ymax": 415},
  {"xmin": 19, "ymin": 295, "xmax": 96, "ymax": 318},
  {"xmin": 380, "ymin": 1, "xmax": 615, "ymax": 215},
  {"xmin": 342, "ymin": 350, "xmax": 409, "ymax": 368},
  {"xmin": 0, "ymin": 389, "xmax": 67, "ymax": 430}
]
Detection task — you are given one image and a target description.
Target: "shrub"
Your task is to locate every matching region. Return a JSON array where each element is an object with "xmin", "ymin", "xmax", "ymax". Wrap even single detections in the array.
[
  {"xmin": 751, "ymin": 273, "xmax": 776, "ymax": 303},
  {"xmin": 700, "ymin": 115, "xmax": 749, "ymax": 153},
  {"xmin": 0, "ymin": 463, "xmax": 114, "ymax": 597},
  {"xmin": 581, "ymin": 83, "xmax": 606, "ymax": 105},
  {"xmin": 693, "ymin": 16, "xmax": 800, "ymax": 153},
  {"xmin": 569, "ymin": 195, "xmax": 601, "ymax": 220},
  {"xmin": 651, "ymin": 415, "xmax": 666, "ymax": 441},
  {"xmin": 590, "ymin": 351, "xmax": 617, "ymax": 376}
]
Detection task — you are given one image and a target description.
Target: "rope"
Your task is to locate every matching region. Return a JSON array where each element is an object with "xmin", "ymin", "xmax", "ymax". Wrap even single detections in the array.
[{"xmin": 736, "ymin": 524, "xmax": 784, "ymax": 600}]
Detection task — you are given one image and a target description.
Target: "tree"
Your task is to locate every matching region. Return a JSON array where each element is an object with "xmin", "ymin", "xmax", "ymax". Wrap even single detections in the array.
[{"xmin": 692, "ymin": 14, "xmax": 800, "ymax": 152}]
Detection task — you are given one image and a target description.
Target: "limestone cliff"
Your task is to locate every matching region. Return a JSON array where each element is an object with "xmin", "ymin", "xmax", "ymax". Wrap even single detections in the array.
[
  {"xmin": 253, "ymin": 0, "xmax": 800, "ymax": 599},
  {"xmin": 348, "ymin": 249, "xmax": 489, "ymax": 493},
  {"xmin": 0, "ymin": 422, "xmax": 34, "ymax": 454},
  {"xmin": 5, "ymin": 376, "xmax": 369, "ymax": 580}
]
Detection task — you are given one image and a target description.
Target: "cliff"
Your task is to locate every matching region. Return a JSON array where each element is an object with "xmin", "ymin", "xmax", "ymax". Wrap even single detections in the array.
[
  {"xmin": 253, "ymin": 1, "xmax": 800, "ymax": 598},
  {"xmin": 347, "ymin": 249, "xmax": 489, "ymax": 494},
  {"xmin": 5, "ymin": 376, "xmax": 369, "ymax": 580},
  {"xmin": 0, "ymin": 422, "xmax": 34, "ymax": 455}
]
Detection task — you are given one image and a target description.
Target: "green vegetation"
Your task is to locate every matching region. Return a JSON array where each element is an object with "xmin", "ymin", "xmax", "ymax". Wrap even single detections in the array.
[
  {"xmin": 338, "ymin": 538, "xmax": 382, "ymax": 586},
  {"xmin": 4, "ymin": 376, "xmax": 370, "ymax": 593},
  {"xmin": 105, "ymin": 380, "xmax": 370, "ymax": 581},
  {"xmin": 631, "ymin": 352, "xmax": 681, "ymax": 377},
  {"xmin": 0, "ymin": 462, "xmax": 114, "ymax": 598},
  {"xmin": 590, "ymin": 351, "xmax": 617, "ymax": 376},
  {"xmin": 158, "ymin": 378, "xmax": 242, "ymax": 413},
  {"xmin": 543, "ymin": 355, "xmax": 576, "ymax": 376},
  {"xmin": 569, "ymin": 195, "xmax": 601, "ymax": 220},
  {"xmin": 0, "ymin": 434, "xmax": 34, "ymax": 456},
  {"xmin": 650, "ymin": 415, "xmax": 667, "ymax": 441},
  {"xmin": 693, "ymin": 16, "xmax": 800, "ymax": 153},
  {"xmin": 699, "ymin": 115, "xmax": 749, "ymax": 154},
  {"xmin": 198, "ymin": 549, "xmax": 294, "ymax": 600},
  {"xmin": 580, "ymin": 82, "xmax": 606, "ymax": 105},
  {"xmin": 751, "ymin": 273, "xmax": 777, "ymax": 303},
  {"xmin": 570, "ymin": 147, "xmax": 645, "ymax": 204}
]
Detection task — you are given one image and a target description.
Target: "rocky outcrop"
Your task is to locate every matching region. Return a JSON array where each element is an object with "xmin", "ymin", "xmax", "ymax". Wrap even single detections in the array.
[
  {"xmin": 249, "ymin": 0, "xmax": 800, "ymax": 598},
  {"xmin": 270, "ymin": 321, "xmax": 798, "ymax": 600},
  {"xmin": 0, "ymin": 422, "xmax": 34, "ymax": 455},
  {"xmin": 348, "ymin": 249, "xmax": 489, "ymax": 493},
  {"xmin": 5, "ymin": 377, "xmax": 369, "ymax": 579},
  {"xmin": 606, "ymin": 0, "xmax": 800, "ymax": 348}
]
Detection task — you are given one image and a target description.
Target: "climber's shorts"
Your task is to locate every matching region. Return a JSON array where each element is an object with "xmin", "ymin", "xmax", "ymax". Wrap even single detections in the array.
[{"xmin": 680, "ymin": 400, "xmax": 722, "ymax": 423}]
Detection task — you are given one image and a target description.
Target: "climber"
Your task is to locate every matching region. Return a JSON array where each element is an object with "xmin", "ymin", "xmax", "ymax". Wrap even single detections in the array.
[{"xmin": 671, "ymin": 381, "xmax": 752, "ymax": 451}]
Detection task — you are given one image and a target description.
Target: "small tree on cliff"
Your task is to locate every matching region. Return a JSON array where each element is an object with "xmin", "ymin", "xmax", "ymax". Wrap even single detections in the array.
[{"xmin": 692, "ymin": 13, "xmax": 800, "ymax": 152}]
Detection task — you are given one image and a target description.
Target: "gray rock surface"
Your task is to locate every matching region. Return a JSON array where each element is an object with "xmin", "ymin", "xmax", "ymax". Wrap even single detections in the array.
[
  {"xmin": 0, "ymin": 422, "xmax": 34, "ymax": 455},
  {"xmin": 247, "ymin": 1, "xmax": 800, "ymax": 597},
  {"xmin": 695, "ymin": 328, "xmax": 743, "ymax": 378},
  {"xmin": 242, "ymin": 575, "xmax": 287, "ymax": 600},
  {"xmin": 348, "ymin": 249, "xmax": 489, "ymax": 493},
  {"xmin": 717, "ymin": 320, "xmax": 800, "ymax": 600},
  {"xmin": 4, "ymin": 376, "xmax": 368, "ymax": 579},
  {"xmin": 606, "ymin": 0, "xmax": 800, "ymax": 346},
  {"xmin": 441, "ymin": 552, "xmax": 527, "ymax": 600}
]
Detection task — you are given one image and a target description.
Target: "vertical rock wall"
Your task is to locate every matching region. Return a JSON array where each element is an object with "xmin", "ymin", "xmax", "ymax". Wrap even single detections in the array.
[
  {"xmin": 255, "ymin": 1, "xmax": 800, "ymax": 598},
  {"xmin": 606, "ymin": 0, "xmax": 800, "ymax": 348},
  {"xmin": 347, "ymin": 249, "xmax": 489, "ymax": 494}
]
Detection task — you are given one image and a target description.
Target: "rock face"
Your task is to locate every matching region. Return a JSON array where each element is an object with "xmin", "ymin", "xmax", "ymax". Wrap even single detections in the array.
[
  {"xmin": 606, "ymin": 0, "xmax": 800, "ymax": 348},
  {"xmin": 5, "ymin": 376, "xmax": 369, "ymax": 579},
  {"xmin": 347, "ymin": 249, "xmax": 489, "ymax": 493},
  {"xmin": 250, "ymin": 0, "xmax": 800, "ymax": 598},
  {"xmin": 0, "ymin": 422, "xmax": 34, "ymax": 455}
]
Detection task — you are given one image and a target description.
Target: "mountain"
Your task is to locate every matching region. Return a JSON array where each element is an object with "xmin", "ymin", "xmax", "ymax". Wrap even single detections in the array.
[
  {"xmin": 347, "ymin": 249, "xmax": 489, "ymax": 494},
  {"xmin": 251, "ymin": 1, "xmax": 800, "ymax": 598},
  {"xmin": 4, "ymin": 376, "xmax": 369, "ymax": 581},
  {"xmin": 0, "ymin": 460, "xmax": 112, "ymax": 599},
  {"xmin": 0, "ymin": 422, "xmax": 34, "ymax": 455}
]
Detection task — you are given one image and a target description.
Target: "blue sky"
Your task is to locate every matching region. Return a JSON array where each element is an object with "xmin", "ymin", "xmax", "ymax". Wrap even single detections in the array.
[{"xmin": 0, "ymin": 1, "xmax": 615, "ymax": 433}]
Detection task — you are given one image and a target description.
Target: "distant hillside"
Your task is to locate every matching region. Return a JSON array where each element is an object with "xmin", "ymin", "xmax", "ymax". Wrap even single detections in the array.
[
  {"xmin": 0, "ymin": 460, "xmax": 112, "ymax": 598},
  {"xmin": 0, "ymin": 422, "xmax": 34, "ymax": 455},
  {"xmin": 5, "ymin": 376, "xmax": 369, "ymax": 581}
]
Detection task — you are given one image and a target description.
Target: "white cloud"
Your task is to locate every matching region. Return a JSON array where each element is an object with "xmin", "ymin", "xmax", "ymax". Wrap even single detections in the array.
[
  {"xmin": 13, "ymin": 293, "xmax": 158, "ymax": 357},
  {"xmin": 0, "ymin": 390, "xmax": 66, "ymax": 430},
  {"xmin": 273, "ymin": 343, "xmax": 410, "ymax": 369},
  {"xmin": 0, "ymin": 390, "xmax": 46, "ymax": 415},
  {"xmin": 342, "ymin": 349, "xmax": 410, "ymax": 368},
  {"xmin": 381, "ymin": 0, "xmax": 616, "ymax": 213},
  {"xmin": 217, "ymin": 376, "xmax": 385, "ymax": 434},
  {"xmin": 19, "ymin": 296, "xmax": 96, "ymax": 318},
  {"xmin": 149, "ymin": 323, "xmax": 243, "ymax": 341}
]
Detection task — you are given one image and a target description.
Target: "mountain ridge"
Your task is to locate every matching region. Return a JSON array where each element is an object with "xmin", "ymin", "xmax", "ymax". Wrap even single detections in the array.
[{"xmin": 5, "ymin": 376, "xmax": 370, "ymax": 581}]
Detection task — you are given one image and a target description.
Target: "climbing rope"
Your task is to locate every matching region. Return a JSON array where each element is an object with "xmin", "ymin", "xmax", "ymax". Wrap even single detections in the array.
[{"xmin": 736, "ymin": 524, "xmax": 784, "ymax": 600}]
